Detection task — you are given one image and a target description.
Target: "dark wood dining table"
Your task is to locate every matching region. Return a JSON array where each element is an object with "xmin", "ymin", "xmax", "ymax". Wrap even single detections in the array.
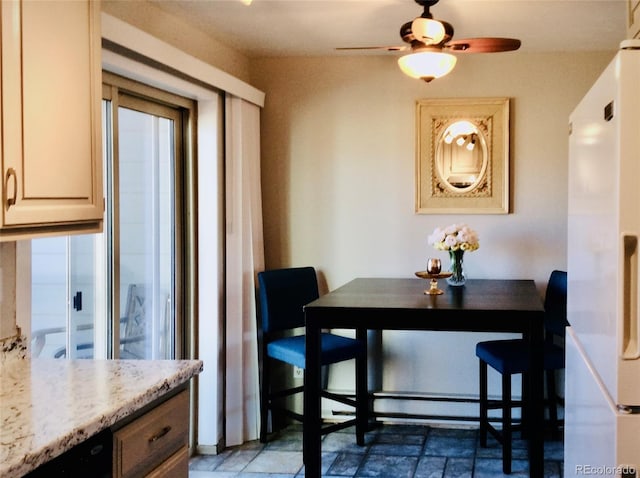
[{"xmin": 303, "ymin": 277, "xmax": 545, "ymax": 477}]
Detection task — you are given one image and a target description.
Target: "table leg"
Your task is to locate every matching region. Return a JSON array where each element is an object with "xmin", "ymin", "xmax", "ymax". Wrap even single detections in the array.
[
  {"xmin": 303, "ymin": 321, "xmax": 321, "ymax": 477},
  {"xmin": 527, "ymin": 319, "xmax": 544, "ymax": 477},
  {"xmin": 355, "ymin": 327, "xmax": 368, "ymax": 445}
]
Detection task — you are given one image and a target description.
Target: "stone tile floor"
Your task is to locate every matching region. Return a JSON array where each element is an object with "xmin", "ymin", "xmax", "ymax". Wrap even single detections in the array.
[{"xmin": 189, "ymin": 423, "xmax": 564, "ymax": 477}]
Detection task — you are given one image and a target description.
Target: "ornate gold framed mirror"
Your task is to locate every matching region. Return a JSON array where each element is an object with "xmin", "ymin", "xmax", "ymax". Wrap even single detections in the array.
[{"xmin": 415, "ymin": 97, "xmax": 510, "ymax": 214}]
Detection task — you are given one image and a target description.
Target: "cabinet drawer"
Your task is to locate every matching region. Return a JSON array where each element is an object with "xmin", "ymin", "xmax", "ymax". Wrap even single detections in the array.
[
  {"xmin": 145, "ymin": 446, "xmax": 189, "ymax": 478},
  {"xmin": 113, "ymin": 390, "xmax": 189, "ymax": 478}
]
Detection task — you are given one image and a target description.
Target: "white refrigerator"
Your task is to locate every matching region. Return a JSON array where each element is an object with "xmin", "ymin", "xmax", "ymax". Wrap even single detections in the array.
[{"xmin": 566, "ymin": 40, "xmax": 640, "ymax": 476}]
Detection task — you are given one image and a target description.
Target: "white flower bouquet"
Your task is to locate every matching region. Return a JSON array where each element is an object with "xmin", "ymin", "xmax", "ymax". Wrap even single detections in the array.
[{"xmin": 427, "ymin": 224, "xmax": 479, "ymax": 252}]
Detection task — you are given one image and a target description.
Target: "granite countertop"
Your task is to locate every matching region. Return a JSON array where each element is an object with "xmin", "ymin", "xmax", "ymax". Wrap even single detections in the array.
[{"xmin": 0, "ymin": 355, "xmax": 203, "ymax": 478}]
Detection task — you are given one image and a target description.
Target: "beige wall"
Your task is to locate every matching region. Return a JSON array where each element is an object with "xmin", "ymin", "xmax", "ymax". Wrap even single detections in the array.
[
  {"xmin": 102, "ymin": 0, "xmax": 253, "ymax": 84},
  {"xmin": 0, "ymin": 244, "xmax": 17, "ymax": 340},
  {"xmin": 252, "ymin": 51, "xmax": 614, "ymax": 408},
  {"xmin": 254, "ymin": 52, "xmax": 613, "ymax": 286}
]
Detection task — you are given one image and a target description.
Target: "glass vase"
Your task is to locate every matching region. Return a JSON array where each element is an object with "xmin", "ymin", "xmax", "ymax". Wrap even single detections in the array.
[{"xmin": 447, "ymin": 249, "xmax": 466, "ymax": 286}]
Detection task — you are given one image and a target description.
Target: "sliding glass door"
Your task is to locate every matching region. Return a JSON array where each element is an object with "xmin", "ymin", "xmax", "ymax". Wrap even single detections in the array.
[
  {"xmin": 114, "ymin": 97, "xmax": 182, "ymax": 359},
  {"xmin": 31, "ymin": 234, "xmax": 104, "ymax": 359},
  {"xmin": 31, "ymin": 75, "xmax": 193, "ymax": 360}
]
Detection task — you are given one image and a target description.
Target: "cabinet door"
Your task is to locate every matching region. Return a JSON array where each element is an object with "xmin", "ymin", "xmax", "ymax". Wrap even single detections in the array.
[{"xmin": 0, "ymin": 0, "xmax": 102, "ymax": 233}]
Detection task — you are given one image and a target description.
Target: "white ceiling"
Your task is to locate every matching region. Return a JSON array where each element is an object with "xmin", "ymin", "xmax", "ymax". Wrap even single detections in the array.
[{"xmin": 149, "ymin": 0, "xmax": 627, "ymax": 58}]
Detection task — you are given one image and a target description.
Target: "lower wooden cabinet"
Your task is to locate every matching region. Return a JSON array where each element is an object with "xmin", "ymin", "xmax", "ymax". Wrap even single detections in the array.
[
  {"xmin": 113, "ymin": 389, "xmax": 189, "ymax": 478},
  {"xmin": 145, "ymin": 446, "xmax": 189, "ymax": 478},
  {"xmin": 22, "ymin": 385, "xmax": 192, "ymax": 477}
]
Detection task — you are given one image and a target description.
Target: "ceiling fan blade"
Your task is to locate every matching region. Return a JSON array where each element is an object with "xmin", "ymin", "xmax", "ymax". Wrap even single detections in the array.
[
  {"xmin": 335, "ymin": 46, "xmax": 408, "ymax": 52},
  {"xmin": 446, "ymin": 37, "xmax": 521, "ymax": 53}
]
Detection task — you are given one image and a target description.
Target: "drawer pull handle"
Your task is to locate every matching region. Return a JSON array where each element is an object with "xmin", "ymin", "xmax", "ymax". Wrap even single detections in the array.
[{"xmin": 149, "ymin": 426, "xmax": 172, "ymax": 443}]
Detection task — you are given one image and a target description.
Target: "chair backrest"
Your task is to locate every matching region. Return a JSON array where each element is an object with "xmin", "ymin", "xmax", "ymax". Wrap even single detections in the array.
[
  {"xmin": 257, "ymin": 267, "xmax": 320, "ymax": 334},
  {"xmin": 543, "ymin": 270, "xmax": 568, "ymax": 338}
]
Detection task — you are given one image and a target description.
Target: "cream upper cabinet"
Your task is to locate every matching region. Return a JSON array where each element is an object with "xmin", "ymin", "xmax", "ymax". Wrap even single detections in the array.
[
  {"xmin": 628, "ymin": 0, "xmax": 640, "ymax": 39},
  {"xmin": 0, "ymin": 0, "xmax": 103, "ymax": 240}
]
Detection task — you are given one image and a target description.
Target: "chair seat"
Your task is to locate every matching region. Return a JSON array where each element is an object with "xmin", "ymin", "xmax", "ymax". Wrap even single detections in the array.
[
  {"xmin": 267, "ymin": 333, "xmax": 365, "ymax": 369},
  {"xmin": 475, "ymin": 339, "xmax": 564, "ymax": 375}
]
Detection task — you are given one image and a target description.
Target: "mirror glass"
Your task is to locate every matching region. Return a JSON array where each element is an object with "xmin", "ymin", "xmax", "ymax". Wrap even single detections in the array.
[{"xmin": 435, "ymin": 120, "xmax": 488, "ymax": 192}]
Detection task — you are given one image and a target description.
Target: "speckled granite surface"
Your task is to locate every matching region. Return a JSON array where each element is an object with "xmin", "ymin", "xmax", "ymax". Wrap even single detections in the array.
[
  {"xmin": 0, "ymin": 335, "xmax": 27, "ymax": 361},
  {"xmin": 0, "ymin": 358, "xmax": 203, "ymax": 478}
]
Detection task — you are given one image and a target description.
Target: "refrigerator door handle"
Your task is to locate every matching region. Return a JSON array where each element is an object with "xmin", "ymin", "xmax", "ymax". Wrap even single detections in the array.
[{"xmin": 622, "ymin": 234, "xmax": 640, "ymax": 359}]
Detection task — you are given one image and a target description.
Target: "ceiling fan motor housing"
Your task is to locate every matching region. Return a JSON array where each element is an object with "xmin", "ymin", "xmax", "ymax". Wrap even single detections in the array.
[{"xmin": 401, "ymin": 18, "xmax": 454, "ymax": 47}]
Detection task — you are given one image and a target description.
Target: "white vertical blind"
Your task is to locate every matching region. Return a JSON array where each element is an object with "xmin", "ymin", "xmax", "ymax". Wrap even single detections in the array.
[{"xmin": 225, "ymin": 95, "xmax": 264, "ymax": 445}]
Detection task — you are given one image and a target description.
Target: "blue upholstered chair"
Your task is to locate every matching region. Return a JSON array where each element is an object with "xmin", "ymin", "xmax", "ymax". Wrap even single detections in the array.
[
  {"xmin": 475, "ymin": 270, "xmax": 567, "ymax": 474},
  {"xmin": 257, "ymin": 266, "xmax": 366, "ymax": 444}
]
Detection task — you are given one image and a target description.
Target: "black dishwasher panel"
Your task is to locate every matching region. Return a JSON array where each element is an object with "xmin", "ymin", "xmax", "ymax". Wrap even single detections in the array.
[{"xmin": 24, "ymin": 428, "xmax": 112, "ymax": 477}]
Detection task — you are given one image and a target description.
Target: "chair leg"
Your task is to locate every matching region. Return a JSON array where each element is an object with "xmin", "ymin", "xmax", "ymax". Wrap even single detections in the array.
[
  {"xmin": 302, "ymin": 372, "xmax": 307, "ymax": 466},
  {"xmin": 479, "ymin": 359, "xmax": 488, "ymax": 447},
  {"xmin": 546, "ymin": 369, "xmax": 560, "ymax": 440},
  {"xmin": 502, "ymin": 372, "xmax": 512, "ymax": 475},
  {"xmin": 259, "ymin": 356, "xmax": 270, "ymax": 443}
]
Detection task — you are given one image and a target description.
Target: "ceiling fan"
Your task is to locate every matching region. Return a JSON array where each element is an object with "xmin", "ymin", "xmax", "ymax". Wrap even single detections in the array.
[{"xmin": 337, "ymin": 0, "xmax": 521, "ymax": 82}]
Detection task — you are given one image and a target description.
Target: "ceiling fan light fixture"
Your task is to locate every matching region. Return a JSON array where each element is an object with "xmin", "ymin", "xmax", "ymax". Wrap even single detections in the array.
[
  {"xmin": 411, "ymin": 17, "xmax": 446, "ymax": 45},
  {"xmin": 397, "ymin": 50, "xmax": 457, "ymax": 82}
]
